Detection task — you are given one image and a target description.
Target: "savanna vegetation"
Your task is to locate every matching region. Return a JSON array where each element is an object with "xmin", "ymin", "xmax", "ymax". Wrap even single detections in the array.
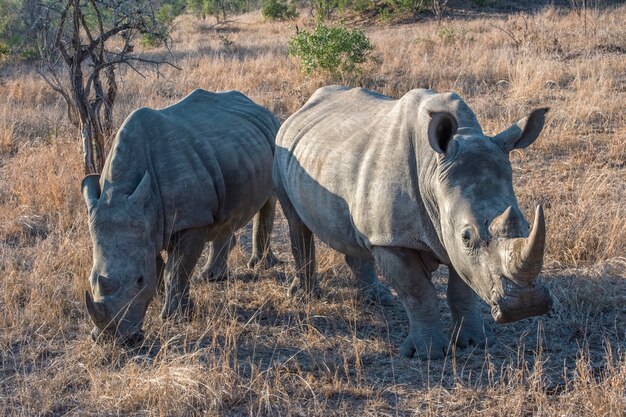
[{"xmin": 0, "ymin": 0, "xmax": 624, "ymax": 415}]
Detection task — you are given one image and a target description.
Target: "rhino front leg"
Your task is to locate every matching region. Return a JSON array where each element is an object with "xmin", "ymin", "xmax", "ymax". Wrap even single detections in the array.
[
  {"xmin": 199, "ymin": 235, "xmax": 236, "ymax": 282},
  {"xmin": 345, "ymin": 255, "xmax": 394, "ymax": 305},
  {"xmin": 160, "ymin": 227, "xmax": 209, "ymax": 320},
  {"xmin": 372, "ymin": 247, "xmax": 449, "ymax": 359},
  {"xmin": 248, "ymin": 195, "xmax": 280, "ymax": 269},
  {"xmin": 448, "ymin": 267, "xmax": 495, "ymax": 349}
]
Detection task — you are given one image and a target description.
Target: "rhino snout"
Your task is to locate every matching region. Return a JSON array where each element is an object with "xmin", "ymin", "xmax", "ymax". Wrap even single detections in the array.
[
  {"xmin": 490, "ymin": 277, "xmax": 552, "ymax": 323},
  {"xmin": 90, "ymin": 325, "xmax": 145, "ymax": 346}
]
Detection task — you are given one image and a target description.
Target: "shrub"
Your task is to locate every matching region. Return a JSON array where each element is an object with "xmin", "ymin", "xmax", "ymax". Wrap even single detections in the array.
[
  {"xmin": 0, "ymin": 0, "xmax": 22, "ymax": 57},
  {"xmin": 0, "ymin": 41, "xmax": 8, "ymax": 59},
  {"xmin": 288, "ymin": 22, "xmax": 374, "ymax": 79},
  {"xmin": 142, "ymin": 1, "xmax": 185, "ymax": 48},
  {"xmin": 262, "ymin": 0, "xmax": 297, "ymax": 20},
  {"xmin": 188, "ymin": 0, "xmax": 252, "ymax": 22},
  {"xmin": 156, "ymin": 4, "xmax": 177, "ymax": 25}
]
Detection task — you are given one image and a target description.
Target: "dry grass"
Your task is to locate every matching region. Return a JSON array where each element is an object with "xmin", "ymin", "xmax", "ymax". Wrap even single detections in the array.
[{"xmin": 0, "ymin": 4, "xmax": 625, "ymax": 416}]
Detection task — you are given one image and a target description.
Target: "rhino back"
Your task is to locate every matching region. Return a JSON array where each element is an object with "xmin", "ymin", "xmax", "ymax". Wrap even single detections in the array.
[
  {"xmin": 276, "ymin": 87, "xmax": 448, "ymax": 257},
  {"xmin": 103, "ymin": 89, "xmax": 279, "ymax": 248}
]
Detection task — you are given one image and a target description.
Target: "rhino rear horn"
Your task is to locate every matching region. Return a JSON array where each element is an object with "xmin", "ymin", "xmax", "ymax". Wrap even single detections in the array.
[
  {"xmin": 128, "ymin": 171, "xmax": 152, "ymax": 209},
  {"xmin": 82, "ymin": 174, "xmax": 101, "ymax": 213},
  {"xmin": 427, "ymin": 111, "xmax": 458, "ymax": 154},
  {"xmin": 494, "ymin": 108, "xmax": 549, "ymax": 152},
  {"xmin": 489, "ymin": 206, "xmax": 527, "ymax": 237}
]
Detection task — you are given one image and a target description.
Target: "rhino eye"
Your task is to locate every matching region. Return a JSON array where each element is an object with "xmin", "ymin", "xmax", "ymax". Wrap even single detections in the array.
[
  {"xmin": 136, "ymin": 276, "xmax": 144, "ymax": 288},
  {"xmin": 460, "ymin": 227, "xmax": 474, "ymax": 247}
]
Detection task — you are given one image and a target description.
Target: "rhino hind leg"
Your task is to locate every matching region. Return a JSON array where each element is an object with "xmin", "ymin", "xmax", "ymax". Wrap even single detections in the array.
[
  {"xmin": 344, "ymin": 255, "xmax": 394, "ymax": 305},
  {"xmin": 372, "ymin": 247, "xmax": 449, "ymax": 360},
  {"xmin": 248, "ymin": 195, "xmax": 281, "ymax": 270},
  {"xmin": 447, "ymin": 268, "xmax": 495, "ymax": 349},
  {"xmin": 282, "ymin": 205, "xmax": 320, "ymax": 299},
  {"xmin": 199, "ymin": 235, "xmax": 236, "ymax": 282},
  {"xmin": 286, "ymin": 220, "xmax": 319, "ymax": 299},
  {"xmin": 274, "ymin": 180, "xmax": 319, "ymax": 299},
  {"xmin": 160, "ymin": 227, "xmax": 209, "ymax": 321}
]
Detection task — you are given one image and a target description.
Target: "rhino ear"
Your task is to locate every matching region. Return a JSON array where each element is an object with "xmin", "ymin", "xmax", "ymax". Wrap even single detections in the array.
[
  {"xmin": 82, "ymin": 174, "xmax": 101, "ymax": 213},
  {"xmin": 128, "ymin": 171, "xmax": 152, "ymax": 210},
  {"xmin": 428, "ymin": 111, "xmax": 458, "ymax": 154},
  {"xmin": 494, "ymin": 108, "xmax": 549, "ymax": 152}
]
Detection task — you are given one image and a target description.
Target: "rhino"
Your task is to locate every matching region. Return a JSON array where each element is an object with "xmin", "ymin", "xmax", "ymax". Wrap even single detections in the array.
[
  {"xmin": 82, "ymin": 89, "xmax": 280, "ymax": 344},
  {"xmin": 273, "ymin": 86, "xmax": 552, "ymax": 359}
]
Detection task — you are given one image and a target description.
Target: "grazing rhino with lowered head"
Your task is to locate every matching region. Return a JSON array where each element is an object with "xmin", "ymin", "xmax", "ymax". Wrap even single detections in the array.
[
  {"xmin": 83, "ymin": 89, "xmax": 280, "ymax": 344},
  {"xmin": 273, "ymin": 86, "xmax": 552, "ymax": 359}
]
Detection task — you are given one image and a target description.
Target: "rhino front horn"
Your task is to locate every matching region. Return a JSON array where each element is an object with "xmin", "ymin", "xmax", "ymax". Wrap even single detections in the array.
[
  {"xmin": 85, "ymin": 290, "xmax": 110, "ymax": 328},
  {"xmin": 504, "ymin": 205, "xmax": 546, "ymax": 284}
]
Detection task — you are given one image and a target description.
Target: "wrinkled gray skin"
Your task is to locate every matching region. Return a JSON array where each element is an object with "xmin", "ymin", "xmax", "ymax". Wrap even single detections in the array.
[
  {"xmin": 83, "ymin": 89, "xmax": 280, "ymax": 344},
  {"xmin": 274, "ymin": 86, "xmax": 552, "ymax": 359}
]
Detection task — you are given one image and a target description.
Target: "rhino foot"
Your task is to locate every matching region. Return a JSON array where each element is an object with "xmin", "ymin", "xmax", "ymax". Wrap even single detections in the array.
[
  {"xmin": 361, "ymin": 282, "xmax": 395, "ymax": 306},
  {"xmin": 451, "ymin": 320, "xmax": 495, "ymax": 349},
  {"xmin": 247, "ymin": 251, "xmax": 282, "ymax": 270},
  {"xmin": 400, "ymin": 332, "xmax": 449, "ymax": 360},
  {"xmin": 288, "ymin": 276, "xmax": 321, "ymax": 300},
  {"xmin": 160, "ymin": 298, "xmax": 195, "ymax": 321}
]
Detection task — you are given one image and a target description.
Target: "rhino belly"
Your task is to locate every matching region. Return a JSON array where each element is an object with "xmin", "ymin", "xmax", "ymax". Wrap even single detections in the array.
[
  {"xmin": 206, "ymin": 197, "xmax": 265, "ymax": 242},
  {"xmin": 207, "ymin": 158, "xmax": 273, "ymax": 241},
  {"xmin": 282, "ymin": 162, "xmax": 369, "ymax": 258}
]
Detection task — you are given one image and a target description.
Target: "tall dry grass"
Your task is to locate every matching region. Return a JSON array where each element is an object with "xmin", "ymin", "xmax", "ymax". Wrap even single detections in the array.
[{"xmin": 0, "ymin": 4, "xmax": 624, "ymax": 416}]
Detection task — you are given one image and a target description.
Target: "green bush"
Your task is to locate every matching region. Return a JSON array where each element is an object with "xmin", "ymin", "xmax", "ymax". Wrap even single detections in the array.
[
  {"xmin": 142, "ymin": 1, "xmax": 185, "ymax": 48},
  {"xmin": 262, "ymin": 0, "xmax": 297, "ymax": 21},
  {"xmin": 156, "ymin": 4, "xmax": 177, "ymax": 24},
  {"xmin": 328, "ymin": 0, "xmax": 425, "ymax": 20},
  {"xmin": 288, "ymin": 23, "xmax": 374, "ymax": 79},
  {"xmin": 188, "ymin": 0, "xmax": 252, "ymax": 21},
  {"xmin": 0, "ymin": 41, "xmax": 9, "ymax": 59},
  {"xmin": 0, "ymin": 0, "xmax": 22, "ymax": 58},
  {"xmin": 187, "ymin": 0, "xmax": 206, "ymax": 18}
]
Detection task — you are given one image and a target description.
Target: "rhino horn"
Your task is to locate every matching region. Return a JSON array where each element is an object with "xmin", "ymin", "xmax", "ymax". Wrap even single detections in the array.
[
  {"xmin": 490, "ymin": 206, "xmax": 516, "ymax": 236},
  {"xmin": 503, "ymin": 205, "xmax": 546, "ymax": 284},
  {"xmin": 85, "ymin": 290, "xmax": 110, "ymax": 328}
]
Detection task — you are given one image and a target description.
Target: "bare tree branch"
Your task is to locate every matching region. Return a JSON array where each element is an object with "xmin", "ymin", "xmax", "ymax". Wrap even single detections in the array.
[
  {"xmin": 36, "ymin": 66, "xmax": 79, "ymax": 127},
  {"xmin": 36, "ymin": 0, "xmax": 178, "ymax": 174},
  {"xmin": 83, "ymin": 22, "xmax": 137, "ymax": 58},
  {"xmin": 54, "ymin": 1, "xmax": 71, "ymax": 64},
  {"xmin": 106, "ymin": 52, "xmax": 183, "ymax": 71}
]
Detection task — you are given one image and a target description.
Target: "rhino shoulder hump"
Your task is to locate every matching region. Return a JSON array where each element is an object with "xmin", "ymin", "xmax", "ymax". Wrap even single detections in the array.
[{"xmin": 123, "ymin": 106, "xmax": 162, "ymax": 129}]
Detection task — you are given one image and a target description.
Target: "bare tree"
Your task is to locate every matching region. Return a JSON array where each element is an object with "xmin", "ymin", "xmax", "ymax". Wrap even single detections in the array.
[
  {"xmin": 36, "ymin": 0, "xmax": 179, "ymax": 174},
  {"xmin": 431, "ymin": 0, "xmax": 449, "ymax": 25}
]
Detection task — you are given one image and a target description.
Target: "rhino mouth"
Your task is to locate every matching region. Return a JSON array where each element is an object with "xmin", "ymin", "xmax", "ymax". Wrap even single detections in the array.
[
  {"xmin": 490, "ymin": 277, "xmax": 552, "ymax": 323},
  {"xmin": 90, "ymin": 326, "xmax": 145, "ymax": 347}
]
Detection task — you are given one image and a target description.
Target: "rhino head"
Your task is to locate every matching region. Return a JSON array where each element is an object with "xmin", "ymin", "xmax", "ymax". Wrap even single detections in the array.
[
  {"xmin": 82, "ymin": 172, "xmax": 157, "ymax": 344},
  {"xmin": 427, "ymin": 107, "xmax": 552, "ymax": 323}
]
